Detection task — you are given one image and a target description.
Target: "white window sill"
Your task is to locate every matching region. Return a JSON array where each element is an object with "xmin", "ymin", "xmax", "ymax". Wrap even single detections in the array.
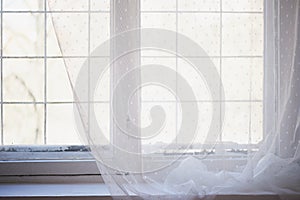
[
  {"xmin": 0, "ymin": 183, "xmax": 110, "ymax": 199},
  {"xmin": 0, "ymin": 183, "xmax": 299, "ymax": 200},
  {"xmin": 0, "ymin": 147, "xmax": 298, "ymax": 199}
]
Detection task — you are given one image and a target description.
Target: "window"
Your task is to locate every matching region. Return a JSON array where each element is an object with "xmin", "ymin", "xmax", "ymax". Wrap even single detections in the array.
[
  {"xmin": 139, "ymin": 0, "xmax": 264, "ymax": 151},
  {"xmin": 0, "ymin": 0, "xmax": 264, "ymax": 156},
  {"xmin": 0, "ymin": 0, "xmax": 110, "ymax": 145},
  {"xmin": 2, "ymin": 1, "xmax": 299, "ymax": 198}
]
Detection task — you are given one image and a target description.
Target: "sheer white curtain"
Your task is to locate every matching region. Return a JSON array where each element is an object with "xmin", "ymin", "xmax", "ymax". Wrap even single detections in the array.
[{"xmin": 49, "ymin": 0, "xmax": 300, "ymax": 198}]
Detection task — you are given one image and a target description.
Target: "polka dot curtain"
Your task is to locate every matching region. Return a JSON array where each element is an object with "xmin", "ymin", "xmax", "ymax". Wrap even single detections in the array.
[{"xmin": 49, "ymin": 0, "xmax": 300, "ymax": 198}]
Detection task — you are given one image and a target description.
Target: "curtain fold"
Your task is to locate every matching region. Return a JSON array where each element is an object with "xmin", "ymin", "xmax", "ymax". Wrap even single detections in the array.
[{"xmin": 48, "ymin": 0, "xmax": 300, "ymax": 198}]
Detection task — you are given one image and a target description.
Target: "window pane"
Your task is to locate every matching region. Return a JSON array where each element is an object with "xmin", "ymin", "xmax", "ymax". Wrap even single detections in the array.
[
  {"xmin": 251, "ymin": 102, "xmax": 263, "ymax": 144},
  {"xmin": 142, "ymin": 13, "xmax": 176, "ymax": 30},
  {"xmin": 3, "ymin": 104, "xmax": 44, "ymax": 145},
  {"xmin": 49, "ymin": 13, "xmax": 88, "ymax": 56},
  {"xmin": 48, "ymin": 58, "xmax": 86, "ymax": 102},
  {"xmin": 48, "ymin": 0, "xmax": 88, "ymax": 11},
  {"xmin": 222, "ymin": 58, "xmax": 251, "ymax": 101},
  {"xmin": 91, "ymin": 0, "xmax": 110, "ymax": 11},
  {"xmin": 47, "ymin": 104, "xmax": 81, "ymax": 145},
  {"xmin": 3, "ymin": 59, "xmax": 44, "ymax": 102},
  {"xmin": 141, "ymin": 102, "xmax": 176, "ymax": 148},
  {"xmin": 222, "ymin": 13, "xmax": 263, "ymax": 56},
  {"xmin": 141, "ymin": 0, "xmax": 176, "ymax": 11},
  {"xmin": 46, "ymin": 14, "xmax": 62, "ymax": 57},
  {"xmin": 141, "ymin": 57, "xmax": 176, "ymax": 101},
  {"xmin": 141, "ymin": 13, "xmax": 176, "ymax": 57},
  {"xmin": 251, "ymin": 59, "xmax": 264, "ymax": 100},
  {"xmin": 47, "ymin": 59, "xmax": 73, "ymax": 102},
  {"xmin": 90, "ymin": 13, "xmax": 110, "ymax": 56},
  {"xmin": 90, "ymin": 13, "xmax": 110, "ymax": 53},
  {"xmin": 222, "ymin": 102, "xmax": 250, "ymax": 144},
  {"xmin": 178, "ymin": 0, "xmax": 220, "ymax": 11},
  {"xmin": 4, "ymin": 0, "xmax": 44, "ymax": 11},
  {"xmin": 3, "ymin": 13, "xmax": 44, "ymax": 56},
  {"xmin": 94, "ymin": 103, "xmax": 110, "ymax": 145},
  {"xmin": 177, "ymin": 102, "xmax": 214, "ymax": 144},
  {"xmin": 222, "ymin": 0, "xmax": 263, "ymax": 12},
  {"xmin": 222, "ymin": 58, "xmax": 263, "ymax": 101},
  {"xmin": 177, "ymin": 58, "xmax": 220, "ymax": 101},
  {"xmin": 92, "ymin": 58, "xmax": 110, "ymax": 102},
  {"xmin": 178, "ymin": 13, "xmax": 220, "ymax": 56}
]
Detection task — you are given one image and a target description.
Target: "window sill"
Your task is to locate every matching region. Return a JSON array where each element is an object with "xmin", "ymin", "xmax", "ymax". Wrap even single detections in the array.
[
  {"xmin": 0, "ymin": 183, "xmax": 299, "ymax": 200},
  {"xmin": 0, "ymin": 183, "xmax": 111, "ymax": 199},
  {"xmin": 1, "ymin": 147, "xmax": 298, "ymax": 199}
]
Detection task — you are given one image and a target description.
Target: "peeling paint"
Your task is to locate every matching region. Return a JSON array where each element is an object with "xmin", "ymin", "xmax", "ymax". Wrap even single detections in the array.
[{"xmin": 0, "ymin": 145, "xmax": 91, "ymax": 152}]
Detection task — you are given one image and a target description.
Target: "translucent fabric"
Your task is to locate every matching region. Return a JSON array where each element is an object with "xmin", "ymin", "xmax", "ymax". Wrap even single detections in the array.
[{"xmin": 49, "ymin": 0, "xmax": 300, "ymax": 199}]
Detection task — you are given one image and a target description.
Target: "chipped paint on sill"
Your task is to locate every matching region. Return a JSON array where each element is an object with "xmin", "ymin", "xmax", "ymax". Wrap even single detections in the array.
[{"xmin": 0, "ymin": 145, "xmax": 91, "ymax": 152}]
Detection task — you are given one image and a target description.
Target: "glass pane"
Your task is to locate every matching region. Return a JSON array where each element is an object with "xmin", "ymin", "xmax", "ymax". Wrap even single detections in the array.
[
  {"xmin": 47, "ymin": 104, "xmax": 81, "ymax": 145},
  {"xmin": 141, "ymin": 13, "xmax": 176, "ymax": 57},
  {"xmin": 92, "ymin": 58, "xmax": 110, "ymax": 102},
  {"xmin": 47, "ymin": 58, "xmax": 72, "ymax": 102},
  {"xmin": 141, "ymin": 57, "xmax": 176, "ymax": 101},
  {"xmin": 178, "ymin": 0, "xmax": 220, "ymax": 11},
  {"xmin": 251, "ymin": 102, "xmax": 263, "ymax": 144},
  {"xmin": 177, "ymin": 58, "xmax": 220, "ymax": 101},
  {"xmin": 222, "ymin": 58, "xmax": 251, "ymax": 101},
  {"xmin": 251, "ymin": 58, "xmax": 263, "ymax": 100},
  {"xmin": 141, "ymin": 0, "xmax": 176, "ymax": 11},
  {"xmin": 178, "ymin": 13, "xmax": 220, "ymax": 56},
  {"xmin": 94, "ymin": 103, "xmax": 110, "ymax": 145},
  {"xmin": 3, "ymin": 59, "xmax": 44, "ymax": 102},
  {"xmin": 142, "ymin": 13, "xmax": 176, "ymax": 30},
  {"xmin": 47, "ymin": 58, "xmax": 86, "ymax": 102},
  {"xmin": 222, "ymin": 13, "xmax": 263, "ymax": 56},
  {"xmin": 222, "ymin": 102, "xmax": 250, "ymax": 144},
  {"xmin": 46, "ymin": 14, "xmax": 62, "ymax": 57},
  {"xmin": 177, "ymin": 102, "xmax": 214, "ymax": 144},
  {"xmin": 49, "ymin": 13, "xmax": 88, "ymax": 56},
  {"xmin": 65, "ymin": 58, "xmax": 89, "ymax": 101},
  {"xmin": 141, "ymin": 102, "xmax": 176, "ymax": 148},
  {"xmin": 3, "ymin": 104, "xmax": 44, "ymax": 145},
  {"xmin": 3, "ymin": 13, "xmax": 44, "ymax": 56},
  {"xmin": 47, "ymin": 0, "xmax": 88, "ymax": 11},
  {"xmin": 222, "ymin": 0, "xmax": 263, "ymax": 12},
  {"xmin": 91, "ymin": 0, "xmax": 110, "ymax": 11},
  {"xmin": 90, "ymin": 13, "xmax": 110, "ymax": 53},
  {"xmin": 222, "ymin": 58, "xmax": 263, "ymax": 101},
  {"xmin": 4, "ymin": 0, "xmax": 44, "ymax": 11}
]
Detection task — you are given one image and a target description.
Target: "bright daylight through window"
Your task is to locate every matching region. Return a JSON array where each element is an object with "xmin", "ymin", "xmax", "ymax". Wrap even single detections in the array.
[
  {"xmin": 0, "ymin": 0, "xmax": 263, "ymax": 153},
  {"xmin": 1, "ymin": 0, "xmax": 300, "ymax": 198}
]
